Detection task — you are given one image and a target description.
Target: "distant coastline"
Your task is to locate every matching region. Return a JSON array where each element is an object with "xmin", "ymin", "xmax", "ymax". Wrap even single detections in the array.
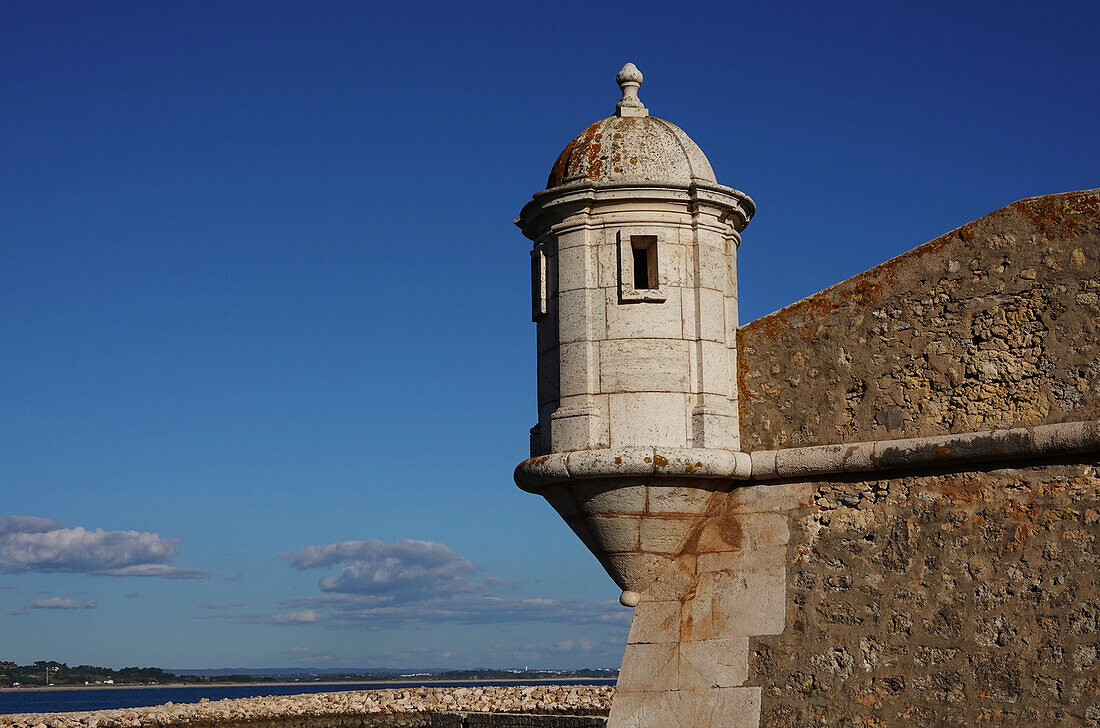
[{"xmin": 2, "ymin": 676, "xmax": 614, "ymax": 693}]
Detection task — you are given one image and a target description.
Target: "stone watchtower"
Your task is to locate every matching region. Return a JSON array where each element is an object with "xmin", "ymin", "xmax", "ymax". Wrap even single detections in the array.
[
  {"xmin": 517, "ymin": 65, "xmax": 1100, "ymax": 728},
  {"xmin": 516, "ymin": 63, "xmax": 755, "ymax": 604}
]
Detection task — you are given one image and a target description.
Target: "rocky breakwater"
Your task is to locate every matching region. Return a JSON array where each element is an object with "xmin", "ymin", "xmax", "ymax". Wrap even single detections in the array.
[{"xmin": 0, "ymin": 685, "xmax": 614, "ymax": 728}]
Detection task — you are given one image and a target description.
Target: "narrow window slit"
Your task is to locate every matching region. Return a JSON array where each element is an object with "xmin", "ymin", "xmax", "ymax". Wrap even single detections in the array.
[
  {"xmin": 631, "ymin": 236, "xmax": 658, "ymax": 290},
  {"xmin": 633, "ymin": 246, "xmax": 650, "ymax": 290}
]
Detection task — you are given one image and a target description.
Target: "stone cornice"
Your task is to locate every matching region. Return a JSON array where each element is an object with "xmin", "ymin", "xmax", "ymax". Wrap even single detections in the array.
[
  {"xmin": 514, "ymin": 420, "xmax": 1100, "ymax": 491},
  {"xmin": 517, "ymin": 182, "xmax": 754, "ymax": 241}
]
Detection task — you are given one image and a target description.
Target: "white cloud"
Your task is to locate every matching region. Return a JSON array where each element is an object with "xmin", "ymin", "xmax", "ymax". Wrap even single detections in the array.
[
  {"xmin": 283, "ymin": 539, "xmax": 482, "ymax": 600},
  {"xmin": 268, "ymin": 610, "xmax": 321, "ymax": 625},
  {"xmin": 225, "ymin": 609, "xmax": 323, "ymax": 626},
  {"xmin": 101, "ymin": 564, "xmax": 208, "ymax": 579},
  {"xmin": 0, "ymin": 516, "xmax": 64, "ymax": 537},
  {"xmin": 0, "ymin": 515, "xmax": 208, "ymax": 579},
  {"xmin": 31, "ymin": 597, "xmax": 96, "ymax": 610},
  {"xmin": 239, "ymin": 538, "xmax": 632, "ymax": 633}
]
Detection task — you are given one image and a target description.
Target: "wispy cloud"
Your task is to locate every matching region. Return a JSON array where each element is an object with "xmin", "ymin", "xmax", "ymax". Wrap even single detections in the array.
[
  {"xmin": 0, "ymin": 516, "xmax": 208, "ymax": 579},
  {"xmin": 197, "ymin": 601, "xmax": 248, "ymax": 610},
  {"xmin": 5, "ymin": 607, "xmax": 27, "ymax": 615},
  {"xmin": 274, "ymin": 593, "xmax": 628, "ymax": 631},
  {"xmin": 267, "ymin": 609, "xmax": 322, "ymax": 625},
  {"xmin": 30, "ymin": 597, "xmax": 96, "ymax": 610},
  {"xmin": 220, "ymin": 539, "xmax": 632, "ymax": 632}
]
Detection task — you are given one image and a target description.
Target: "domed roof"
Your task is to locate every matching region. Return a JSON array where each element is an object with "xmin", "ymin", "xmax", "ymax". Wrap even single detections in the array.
[
  {"xmin": 547, "ymin": 115, "xmax": 717, "ymax": 189},
  {"xmin": 546, "ymin": 63, "xmax": 717, "ymax": 189}
]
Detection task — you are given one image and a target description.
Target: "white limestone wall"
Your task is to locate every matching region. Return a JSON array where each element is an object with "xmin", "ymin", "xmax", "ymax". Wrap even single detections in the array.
[{"xmin": 530, "ymin": 195, "xmax": 741, "ymax": 456}]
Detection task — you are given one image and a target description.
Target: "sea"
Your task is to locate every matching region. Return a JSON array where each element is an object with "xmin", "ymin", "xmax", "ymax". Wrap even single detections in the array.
[{"xmin": 0, "ymin": 679, "xmax": 616, "ymax": 716}]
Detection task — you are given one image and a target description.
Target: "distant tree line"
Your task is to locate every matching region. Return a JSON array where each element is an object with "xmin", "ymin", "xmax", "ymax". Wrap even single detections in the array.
[
  {"xmin": 0, "ymin": 661, "xmax": 617, "ymax": 688},
  {"xmin": 0, "ymin": 661, "xmax": 275, "ymax": 688}
]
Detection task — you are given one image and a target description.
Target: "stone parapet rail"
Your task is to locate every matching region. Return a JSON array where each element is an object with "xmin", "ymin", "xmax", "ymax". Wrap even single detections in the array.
[
  {"xmin": 515, "ymin": 420, "xmax": 1100, "ymax": 490},
  {"xmin": 0, "ymin": 685, "xmax": 613, "ymax": 728},
  {"xmin": 749, "ymin": 419, "xmax": 1100, "ymax": 480}
]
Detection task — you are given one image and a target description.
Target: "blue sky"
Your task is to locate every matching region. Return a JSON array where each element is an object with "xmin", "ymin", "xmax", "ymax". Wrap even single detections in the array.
[{"xmin": 1, "ymin": 0, "xmax": 1097, "ymax": 670}]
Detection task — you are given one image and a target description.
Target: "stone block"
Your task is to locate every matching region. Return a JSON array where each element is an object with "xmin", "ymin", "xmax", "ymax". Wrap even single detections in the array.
[
  {"xmin": 596, "ymin": 241, "xmax": 618, "ymax": 289},
  {"xmin": 550, "ymin": 405, "xmax": 606, "ymax": 451},
  {"xmin": 557, "ymin": 244, "xmax": 598, "ymax": 292},
  {"xmin": 558, "ymin": 342, "xmax": 597, "ymax": 398},
  {"xmin": 679, "ymin": 637, "xmax": 749, "ymax": 689},
  {"xmin": 514, "ymin": 455, "xmax": 569, "ymax": 489},
  {"xmin": 698, "ymin": 340, "xmax": 732, "ymax": 397},
  {"xmin": 660, "ymin": 242, "xmax": 687, "ymax": 288},
  {"xmin": 690, "ymin": 405, "xmax": 739, "ymax": 449},
  {"xmin": 724, "ymin": 296, "xmax": 739, "ymax": 341},
  {"xmin": 573, "ymin": 482, "xmax": 647, "ymax": 516},
  {"xmin": 607, "ymin": 690, "xmax": 692, "ymax": 728},
  {"xmin": 647, "ymin": 486, "xmax": 717, "ymax": 515},
  {"xmin": 774, "ymin": 441, "xmax": 874, "ymax": 476},
  {"xmin": 616, "ymin": 642, "xmax": 679, "ymax": 691},
  {"xmin": 627, "ymin": 599, "xmax": 680, "ymax": 644},
  {"xmin": 691, "ymin": 686, "xmax": 761, "ymax": 728},
  {"xmin": 694, "ymin": 511, "xmax": 788, "ymax": 553},
  {"xmin": 558, "ymin": 288, "xmax": 605, "ymax": 345},
  {"xmin": 696, "ymin": 287, "xmax": 727, "ymax": 343},
  {"xmin": 724, "ymin": 482, "xmax": 814, "ymax": 514},
  {"xmin": 554, "ymin": 225, "xmax": 589, "ymax": 251},
  {"xmin": 607, "ymin": 551, "xmax": 675, "ymax": 593},
  {"xmin": 608, "ymin": 392, "xmax": 688, "ymax": 447},
  {"xmin": 697, "ymin": 239, "xmax": 730, "ymax": 291},
  {"xmin": 604, "ymin": 287, "xmax": 683, "ymax": 341},
  {"xmin": 741, "ymin": 512, "xmax": 790, "ymax": 550},
  {"xmin": 681, "ymin": 548, "xmax": 786, "ymax": 639},
  {"xmin": 599, "ymin": 339, "xmax": 690, "ymax": 393},
  {"xmin": 748, "ymin": 449, "xmax": 777, "ymax": 479},
  {"xmin": 652, "ymin": 449, "xmax": 746, "ymax": 479},
  {"xmin": 640, "ymin": 517, "xmax": 694, "ymax": 554},
  {"xmin": 567, "ymin": 448, "xmax": 655, "ymax": 480},
  {"xmin": 696, "ymin": 550, "xmax": 736, "ymax": 574},
  {"xmin": 643, "ymin": 554, "xmax": 696, "ymax": 601},
  {"xmin": 587, "ymin": 516, "xmax": 640, "ymax": 553}
]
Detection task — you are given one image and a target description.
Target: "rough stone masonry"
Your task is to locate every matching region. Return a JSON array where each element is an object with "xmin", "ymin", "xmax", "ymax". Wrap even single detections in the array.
[{"xmin": 515, "ymin": 65, "xmax": 1099, "ymax": 728}]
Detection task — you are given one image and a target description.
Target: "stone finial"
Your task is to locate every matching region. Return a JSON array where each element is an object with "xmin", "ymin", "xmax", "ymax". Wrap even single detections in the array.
[{"xmin": 615, "ymin": 62, "xmax": 648, "ymax": 117}]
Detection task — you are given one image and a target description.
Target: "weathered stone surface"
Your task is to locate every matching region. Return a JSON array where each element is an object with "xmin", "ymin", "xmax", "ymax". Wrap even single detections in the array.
[
  {"xmin": 626, "ymin": 599, "xmax": 680, "ymax": 644},
  {"xmin": 739, "ymin": 189, "xmax": 1100, "ymax": 450},
  {"xmin": 546, "ymin": 115, "xmax": 717, "ymax": 189},
  {"xmin": 616, "ymin": 642, "xmax": 679, "ymax": 691},
  {"xmin": 679, "ymin": 638, "xmax": 750, "ymax": 689},
  {"xmin": 753, "ymin": 462, "xmax": 1100, "ymax": 727}
]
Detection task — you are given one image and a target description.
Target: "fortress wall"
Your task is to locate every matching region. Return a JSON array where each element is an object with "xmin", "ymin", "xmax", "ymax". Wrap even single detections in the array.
[
  {"xmin": 730, "ymin": 189, "xmax": 1100, "ymax": 726},
  {"xmin": 737, "ymin": 189, "xmax": 1100, "ymax": 451},
  {"xmin": 750, "ymin": 461, "xmax": 1099, "ymax": 727}
]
